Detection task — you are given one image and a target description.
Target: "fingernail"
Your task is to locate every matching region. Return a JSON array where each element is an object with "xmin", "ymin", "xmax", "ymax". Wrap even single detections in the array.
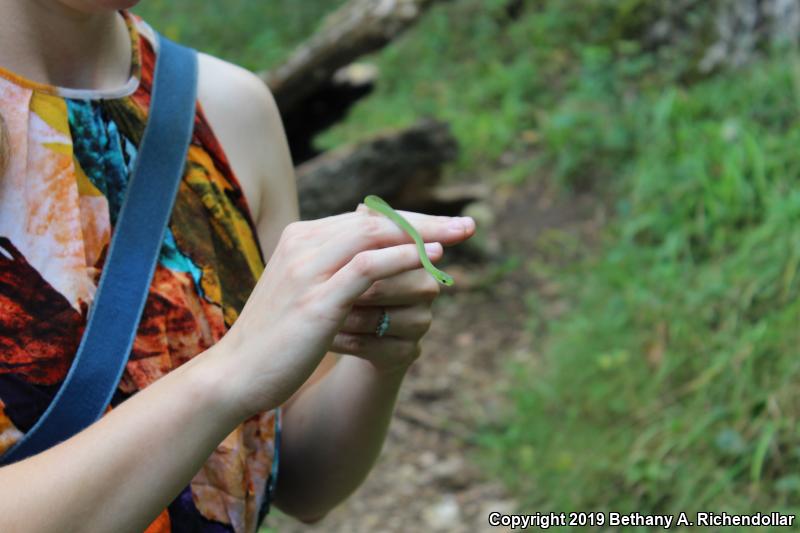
[
  {"xmin": 425, "ymin": 242, "xmax": 441, "ymax": 254},
  {"xmin": 460, "ymin": 216, "xmax": 475, "ymax": 232},
  {"xmin": 449, "ymin": 219, "xmax": 466, "ymax": 232}
]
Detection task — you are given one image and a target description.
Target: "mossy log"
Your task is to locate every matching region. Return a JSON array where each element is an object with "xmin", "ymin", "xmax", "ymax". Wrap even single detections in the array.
[
  {"xmin": 296, "ymin": 119, "xmax": 459, "ymax": 219},
  {"xmin": 260, "ymin": 0, "xmax": 444, "ymax": 164}
]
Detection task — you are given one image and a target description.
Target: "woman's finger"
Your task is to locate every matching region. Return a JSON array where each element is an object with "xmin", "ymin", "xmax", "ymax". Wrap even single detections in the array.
[
  {"xmin": 340, "ymin": 304, "xmax": 433, "ymax": 338},
  {"xmin": 356, "ymin": 201, "xmax": 472, "ymax": 232},
  {"xmin": 323, "ymin": 242, "xmax": 443, "ymax": 307},
  {"xmin": 314, "ymin": 210, "xmax": 474, "ymax": 270},
  {"xmin": 300, "ymin": 208, "xmax": 470, "ymax": 246},
  {"xmin": 356, "ymin": 268, "xmax": 441, "ymax": 306},
  {"xmin": 329, "ymin": 332, "xmax": 419, "ymax": 361}
]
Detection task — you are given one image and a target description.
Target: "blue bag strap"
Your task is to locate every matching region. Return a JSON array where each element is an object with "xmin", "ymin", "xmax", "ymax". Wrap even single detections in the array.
[{"xmin": 1, "ymin": 35, "xmax": 198, "ymax": 465}]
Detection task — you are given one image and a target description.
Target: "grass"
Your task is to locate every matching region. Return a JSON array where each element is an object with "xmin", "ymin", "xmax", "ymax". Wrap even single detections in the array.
[
  {"xmin": 316, "ymin": 0, "xmax": 540, "ymax": 173},
  {"xmin": 138, "ymin": 0, "xmax": 544, "ymax": 175},
  {"xmin": 134, "ymin": 0, "xmax": 689, "ymax": 179},
  {"xmin": 134, "ymin": 0, "xmax": 344, "ymax": 71},
  {"xmin": 481, "ymin": 47, "xmax": 800, "ymax": 532}
]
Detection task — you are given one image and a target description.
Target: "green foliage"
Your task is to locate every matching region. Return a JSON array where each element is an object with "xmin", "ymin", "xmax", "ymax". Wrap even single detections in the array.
[
  {"xmin": 135, "ymin": 0, "xmax": 703, "ymax": 180},
  {"xmin": 317, "ymin": 0, "xmax": 717, "ymax": 180},
  {"xmin": 136, "ymin": 0, "xmax": 543, "ymax": 174},
  {"xmin": 481, "ymin": 55, "xmax": 800, "ymax": 528},
  {"xmin": 134, "ymin": 0, "xmax": 344, "ymax": 70},
  {"xmin": 317, "ymin": 0, "xmax": 541, "ymax": 173}
]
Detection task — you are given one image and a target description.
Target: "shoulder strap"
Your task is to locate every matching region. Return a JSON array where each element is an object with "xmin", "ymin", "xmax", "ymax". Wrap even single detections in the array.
[{"xmin": 1, "ymin": 36, "xmax": 198, "ymax": 465}]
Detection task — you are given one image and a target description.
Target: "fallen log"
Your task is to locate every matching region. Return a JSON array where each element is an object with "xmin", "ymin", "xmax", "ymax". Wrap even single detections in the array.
[
  {"xmin": 282, "ymin": 63, "xmax": 377, "ymax": 164},
  {"xmin": 261, "ymin": 0, "xmax": 445, "ymax": 163},
  {"xmin": 296, "ymin": 119, "xmax": 458, "ymax": 219},
  {"xmin": 262, "ymin": 0, "xmax": 441, "ymax": 113},
  {"xmin": 399, "ymin": 182, "xmax": 491, "ymax": 217}
]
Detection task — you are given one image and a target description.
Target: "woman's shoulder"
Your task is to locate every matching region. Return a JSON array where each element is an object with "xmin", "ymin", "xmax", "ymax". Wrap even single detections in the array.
[
  {"xmin": 196, "ymin": 52, "xmax": 280, "ymax": 126},
  {"xmin": 132, "ymin": 11, "xmax": 296, "ymax": 240},
  {"xmin": 196, "ymin": 52, "xmax": 291, "ymax": 227}
]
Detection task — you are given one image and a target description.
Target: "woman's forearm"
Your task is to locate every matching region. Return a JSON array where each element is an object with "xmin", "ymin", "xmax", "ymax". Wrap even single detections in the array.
[
  {"xmin": 274, "ymin": 354, "xmax": 407, "ymax": 521},
  {"xmin": 0, "ymin": 344, "xmax": 244, "ymax": 533}
]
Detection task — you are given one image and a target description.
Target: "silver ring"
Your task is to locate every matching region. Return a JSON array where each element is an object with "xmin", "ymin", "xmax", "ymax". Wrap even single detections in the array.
[{"xmin": 376, "ymin": 309, "xmax": 390, "ymax": 337}]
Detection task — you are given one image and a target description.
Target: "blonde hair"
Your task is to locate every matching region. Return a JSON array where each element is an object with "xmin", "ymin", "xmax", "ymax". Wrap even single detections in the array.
[{"xmin": 0, "ymin": 113, "xmax": 8, "ymax": 176}]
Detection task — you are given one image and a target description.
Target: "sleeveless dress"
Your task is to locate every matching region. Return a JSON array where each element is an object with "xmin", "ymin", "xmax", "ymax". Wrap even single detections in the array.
[{"xmin": 0, "ymin": 12, "xmax": 279, "ymax": 533}]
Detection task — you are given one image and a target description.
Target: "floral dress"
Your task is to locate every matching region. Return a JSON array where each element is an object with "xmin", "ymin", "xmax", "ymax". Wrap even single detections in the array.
[{"xmin": 0, "ymin": 11, "xmax": 278, "ymax": 533}]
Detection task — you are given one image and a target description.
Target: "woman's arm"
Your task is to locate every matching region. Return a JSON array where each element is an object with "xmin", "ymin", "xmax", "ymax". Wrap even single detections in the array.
[
  {"xmin": 0, "ymin": 345, "xmax": 243, "ymax": 533},
  {"xmin": 194, "ymin": 54, "xmax": 474, "ymax": 522},
  {"xmin": 275, "ymin": 356, "xmax": 410, "ymax": 521},
  {"xmin": 197, "ymin": 57, "xmax": 405, "ymax": 521}
]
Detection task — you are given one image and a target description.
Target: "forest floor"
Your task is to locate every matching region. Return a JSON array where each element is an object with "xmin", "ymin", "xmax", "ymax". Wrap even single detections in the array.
[{"xmin": 270, "ymin": 175, "xmax": 606, "ymax": 533}]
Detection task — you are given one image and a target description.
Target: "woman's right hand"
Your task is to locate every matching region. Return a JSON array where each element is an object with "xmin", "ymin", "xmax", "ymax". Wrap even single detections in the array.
[{"xmin": 207, "ymin": 207, "xmax": 473, "ymax": 419}]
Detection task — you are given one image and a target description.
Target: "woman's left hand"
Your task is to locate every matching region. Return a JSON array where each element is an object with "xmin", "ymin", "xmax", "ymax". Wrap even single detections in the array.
[{"xmin": 330, "ymin": 266, "xmax": 442, "ymax": 374}]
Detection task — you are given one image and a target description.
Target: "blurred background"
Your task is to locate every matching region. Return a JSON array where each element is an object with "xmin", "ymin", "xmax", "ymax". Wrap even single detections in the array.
[{"xmin": 136, "ymin": 1, "xmax": 800, "ymax": 531}]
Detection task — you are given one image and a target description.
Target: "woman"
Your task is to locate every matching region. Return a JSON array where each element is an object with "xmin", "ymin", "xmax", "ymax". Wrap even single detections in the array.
[{"xmin": 0, "ymin": 1, "xmax": 475, "ymax": 532}]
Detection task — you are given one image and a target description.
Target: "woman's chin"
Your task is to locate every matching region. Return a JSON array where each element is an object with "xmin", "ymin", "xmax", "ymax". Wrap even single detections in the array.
[
  {"xmin": 59, "ymin": 0, "xmax": 142, "ymax": 12},
  {"xmin": 100, "ymin": 0, "xmax": 142, "ymax": 9},
  {"xmin": 94, "ymin": 0, "xmax": 142, "ymax": 10}
]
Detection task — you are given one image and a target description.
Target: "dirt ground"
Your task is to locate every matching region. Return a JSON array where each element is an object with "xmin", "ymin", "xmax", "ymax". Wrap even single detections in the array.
[{"xmin": 270, "ymin": 177, "xmax": 604, "ymax": 533}]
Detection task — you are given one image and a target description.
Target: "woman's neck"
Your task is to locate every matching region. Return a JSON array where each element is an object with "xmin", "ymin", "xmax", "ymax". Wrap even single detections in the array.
[{"xmin": 0, "ymin": 1, "xmax": 131, "ymax": 91}]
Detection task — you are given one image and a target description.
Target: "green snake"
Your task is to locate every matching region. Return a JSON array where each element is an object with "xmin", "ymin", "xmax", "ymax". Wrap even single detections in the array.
[{"xmin": 364, "ymin": 195, "xmax": 454, "ymax": 286}]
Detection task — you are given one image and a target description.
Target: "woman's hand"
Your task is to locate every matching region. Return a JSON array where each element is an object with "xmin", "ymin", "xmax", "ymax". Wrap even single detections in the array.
[
  {"xmin": 207, "ymin": 207, "xmax": 474, "ymax": 420},
  {"xmin": 330, "ymin": 265, "xmax": 444, "ymax": 374},
  {"xmin": 328, "ymin": 204, "xmax": 472, "ymax": 374}
]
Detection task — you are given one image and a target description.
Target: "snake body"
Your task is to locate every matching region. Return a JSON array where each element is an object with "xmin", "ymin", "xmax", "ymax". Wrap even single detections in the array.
[{"xmin": 364, "ymin": 195, "xmax": 454, "ymax": 286}]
